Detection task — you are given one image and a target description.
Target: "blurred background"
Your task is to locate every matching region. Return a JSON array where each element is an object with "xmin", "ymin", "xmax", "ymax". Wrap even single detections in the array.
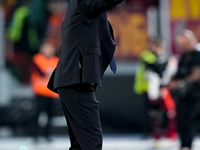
[{"xmin": 0, "ymin": 0, "xmax": 200, "ymax": 139}]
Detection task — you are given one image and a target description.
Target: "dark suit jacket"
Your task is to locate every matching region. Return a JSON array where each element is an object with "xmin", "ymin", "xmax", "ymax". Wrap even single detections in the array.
[{"xmin": 48, "ymin": 0, "xmax": 124, "ymax": 92}]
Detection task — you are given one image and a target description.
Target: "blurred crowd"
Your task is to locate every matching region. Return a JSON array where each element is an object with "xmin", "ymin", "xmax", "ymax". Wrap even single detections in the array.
[
  {"xmin": 1, "ymin": 0, "xmax": 68, "ymax": 140},
  {"xmin": 2, "ymin": 0, "xmax": 68, "ymax": 83},
  {"xmin": 134, "ymin": 30, "xmax": 200, "ymax": 150}
]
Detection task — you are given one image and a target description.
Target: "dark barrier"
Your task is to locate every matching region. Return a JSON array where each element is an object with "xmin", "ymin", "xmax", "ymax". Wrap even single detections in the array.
[
  {"xmin": 2, "ymin": 75, "xmax": 200, "ymax": 136},
  {"xmin": 96, "ymin": 75, "xmax": 150, "ymax": 134}
]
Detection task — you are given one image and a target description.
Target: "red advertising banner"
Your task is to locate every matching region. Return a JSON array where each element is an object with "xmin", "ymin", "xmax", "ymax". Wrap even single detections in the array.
[{"xmin": 108, "ymin": 1, "xmax": 148, "ymax": 61}]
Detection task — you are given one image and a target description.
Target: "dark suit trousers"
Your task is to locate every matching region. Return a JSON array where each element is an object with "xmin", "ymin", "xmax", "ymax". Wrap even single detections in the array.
[
  {"xmin": 176, "ymin": 94, "xmax": 200, "ymax": 148},
  {"xmin": 57, "ymin": 83, "xmax": 102, "ymax": 150}
]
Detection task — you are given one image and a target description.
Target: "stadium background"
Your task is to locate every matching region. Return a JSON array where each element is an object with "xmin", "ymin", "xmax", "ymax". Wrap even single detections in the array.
[{"xmin": 0, "ymin": 0, "xmax": 200, "ymax": 136}]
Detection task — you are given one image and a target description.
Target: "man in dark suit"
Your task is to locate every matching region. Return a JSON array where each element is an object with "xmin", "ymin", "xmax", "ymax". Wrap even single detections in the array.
[{"xmin": 48, "ymin": 0, "xmax": 124, "ymax": 149}]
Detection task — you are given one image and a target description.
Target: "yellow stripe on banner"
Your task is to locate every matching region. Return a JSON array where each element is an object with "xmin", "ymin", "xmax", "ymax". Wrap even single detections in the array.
[
  {"xmin": 189, "ymin": 0, "xmax": 200, "ymax": 20},
  {"xmin": 170, "ymin": 0, "xmax": 186, "ymax": 20},
  {"xmin": 170, "ymin": 0, "xmax": 200, "ymax": 20}
]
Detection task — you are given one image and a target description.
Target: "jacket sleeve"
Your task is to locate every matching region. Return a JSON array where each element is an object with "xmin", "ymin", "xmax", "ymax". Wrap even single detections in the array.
[{"xmin": 77, "ymin": 0, "xmax": 124, "ymax": 17}]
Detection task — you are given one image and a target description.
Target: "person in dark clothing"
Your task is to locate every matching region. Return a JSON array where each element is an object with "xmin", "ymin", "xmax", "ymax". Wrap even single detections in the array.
[
  {"xmin": 169, "ymin": 29, "xmax": 200, "ymax": 150},
  {"xmin": 47, "ymin": 0, "xmax": 124, "ymax": 149}
]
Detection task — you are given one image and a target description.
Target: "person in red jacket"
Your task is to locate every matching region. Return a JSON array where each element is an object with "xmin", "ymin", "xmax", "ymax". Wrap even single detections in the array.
[{"xmin": 30, "ymin": 42, "xmax": 59, "ymax": 141}]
